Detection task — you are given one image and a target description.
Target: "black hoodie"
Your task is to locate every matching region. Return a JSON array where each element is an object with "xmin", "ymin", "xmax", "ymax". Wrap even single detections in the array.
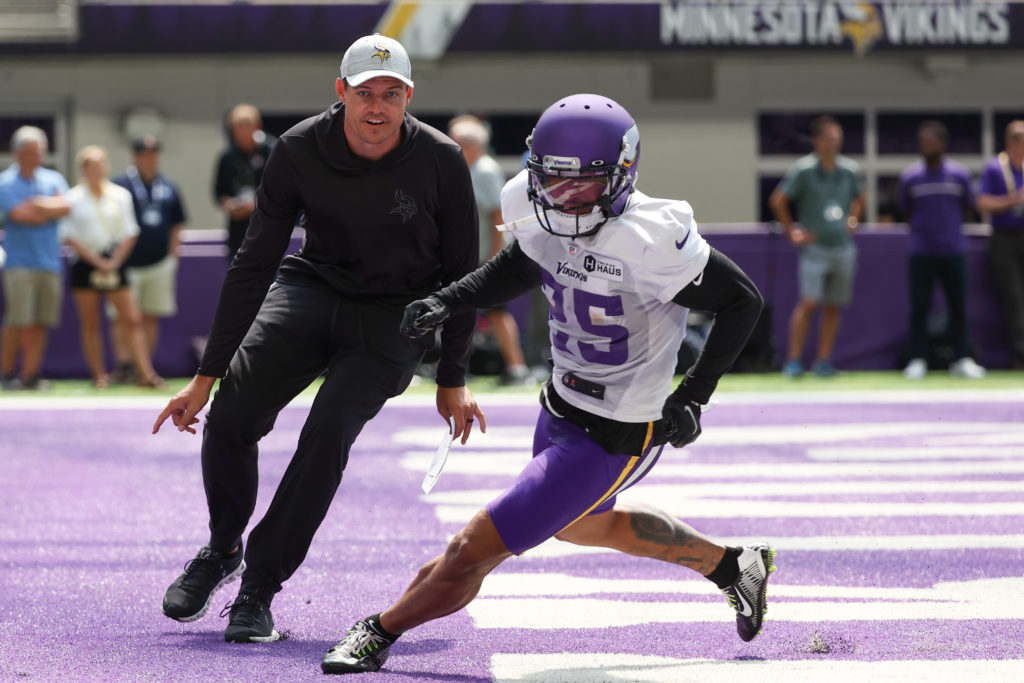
[{"xmin": 197, "ymin": 102, "xmax": 479, "ymax": 385}]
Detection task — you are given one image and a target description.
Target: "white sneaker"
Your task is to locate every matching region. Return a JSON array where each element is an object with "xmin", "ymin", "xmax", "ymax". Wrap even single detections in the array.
[
  {"xmin": 903, "ymin": 358, "xmax": 927, "ymax": 380},
  {"xmin": 949, "ymin": 357, "xmax": 986, "ymax": 379}
]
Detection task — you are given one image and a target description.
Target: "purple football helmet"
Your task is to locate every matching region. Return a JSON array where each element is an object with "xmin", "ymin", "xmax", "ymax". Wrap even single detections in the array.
[{"xmin": 526, "ymin": 93, "xmax": 640, "ymax": 238}]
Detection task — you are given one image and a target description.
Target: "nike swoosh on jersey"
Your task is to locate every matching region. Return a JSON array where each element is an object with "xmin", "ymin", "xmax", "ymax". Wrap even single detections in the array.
[{"xmin": 675, "ymin": 233, "xmax": 689, "ymax": 250}]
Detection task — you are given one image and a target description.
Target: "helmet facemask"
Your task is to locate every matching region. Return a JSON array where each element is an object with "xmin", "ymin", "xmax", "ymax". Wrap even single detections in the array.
[{"xmin": 526, "ymin": 119, "xmax": 640, "ymax": 239}]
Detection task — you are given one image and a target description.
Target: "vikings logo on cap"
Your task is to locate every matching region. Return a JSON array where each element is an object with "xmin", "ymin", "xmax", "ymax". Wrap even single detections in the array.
[{"xmin": 371, "ymin": 45, "xmax": 392, "ymax": 63}]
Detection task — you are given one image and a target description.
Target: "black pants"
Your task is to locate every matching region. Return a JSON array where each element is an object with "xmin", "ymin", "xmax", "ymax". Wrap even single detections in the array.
[
  {"xmin": 201, "ymin": 282, "xmax": 427, "ymax": 597},
  {"xmin": 989, "ymin": 230, "xmax": 1024, "ymax": 365},
  {"xmin": 907, "ymin": 253, "xmax": 969, "ymax": 361}
]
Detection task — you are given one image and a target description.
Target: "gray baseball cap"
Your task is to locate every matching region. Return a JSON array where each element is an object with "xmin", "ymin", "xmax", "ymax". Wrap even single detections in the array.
[{"xmin": 340, "ymin": 34, "xmax": 414, "ymax": 89}]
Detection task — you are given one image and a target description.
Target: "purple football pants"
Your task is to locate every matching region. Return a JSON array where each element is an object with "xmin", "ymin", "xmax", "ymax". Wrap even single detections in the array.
[{"xmin": 486, "ymin": 408, "xmax": 664, "ymax": 555}]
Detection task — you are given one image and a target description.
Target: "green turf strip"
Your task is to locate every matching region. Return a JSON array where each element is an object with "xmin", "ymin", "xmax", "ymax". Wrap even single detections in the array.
[{"xmin": 1, "ymin": 369, "xmax": 1020, "ymax": 400}]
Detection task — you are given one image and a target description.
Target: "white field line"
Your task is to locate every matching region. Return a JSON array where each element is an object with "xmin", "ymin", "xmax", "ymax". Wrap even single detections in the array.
[
  {"xmin": 422, "ymin": 479, "xmax": 1024, "ymax": 500},
  {"xmin": 491, "ymin": 655, "xmax": 1024, "ymax": 683},
  {"xmin": 432, "ymin": 497, "xmax": 1024, "ymax": 523},
  {"xmin": 403, "ymin": 454, "xmax": 1024, "ymax": 478},
  {"xmin": 467, "ymin": 576, "xmax": 1024, "ymax": 628},
  {"xmin": 392, "ymin": 422, "xmax": 1022, "ymax": 449},
  {"xmin": 478, "ymin": 571, "xmax": 1021, "ymax": 601},
  {"xmin": 517, "ymin": 534, "xmax": 1024, "ymax": 559}
]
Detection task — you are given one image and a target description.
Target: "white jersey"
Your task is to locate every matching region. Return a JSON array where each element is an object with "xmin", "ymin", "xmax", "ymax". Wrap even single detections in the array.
[{"xmin": 500, "ymin": 170, "xmax": 710, "ymax": 422}]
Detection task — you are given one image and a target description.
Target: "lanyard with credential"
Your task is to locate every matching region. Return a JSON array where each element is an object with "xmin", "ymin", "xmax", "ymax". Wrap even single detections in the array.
[
  {"xmin": 998, "ymin": 152, "xmax": 1019, "ymax": 195},
  {"xmin": 997, "ymin": 152, "xmax": 1023, "ymax": 217},
  {"xmin": 126, "ymin": 165, "xmax": 165, "ymax": 227}
]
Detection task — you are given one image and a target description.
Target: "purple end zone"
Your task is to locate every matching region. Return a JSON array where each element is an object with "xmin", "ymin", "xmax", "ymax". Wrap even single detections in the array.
[{"xmin": 1, "ymin": 394, "xmax": 1022, "ymax": 680}]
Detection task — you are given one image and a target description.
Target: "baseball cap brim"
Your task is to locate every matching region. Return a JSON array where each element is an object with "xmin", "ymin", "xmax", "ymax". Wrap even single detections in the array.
[{"xmin": 346, "ymin": 69, "xmax": 414, "ymax": 89}]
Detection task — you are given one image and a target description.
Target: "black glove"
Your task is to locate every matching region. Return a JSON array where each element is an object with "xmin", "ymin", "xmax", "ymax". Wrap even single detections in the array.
[
  {"xmin": 660, "ymin": 395, "xmax": 703, "ymax": 448},
  {"xmin": 400, "ymin": 295, "xmax": 450, "ymax": 338}
]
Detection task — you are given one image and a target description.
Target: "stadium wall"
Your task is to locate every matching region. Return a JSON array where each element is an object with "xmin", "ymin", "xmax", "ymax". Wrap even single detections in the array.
[{"xmin": 2, "ymin": 52, "xmax": 1023, "ymax": 231}]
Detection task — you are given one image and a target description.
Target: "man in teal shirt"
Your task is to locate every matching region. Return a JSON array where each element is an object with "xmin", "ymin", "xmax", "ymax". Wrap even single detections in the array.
[
  {"xmin": 770, "ymin": 115, "xmax": 865, "ymax": 377},
  {"xmin": 0, "ymin": 126, "xmax": 70, "ymax": 390}
]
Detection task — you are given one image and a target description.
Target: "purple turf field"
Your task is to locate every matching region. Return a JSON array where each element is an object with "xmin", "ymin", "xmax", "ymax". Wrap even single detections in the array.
[{"xmin": 2, "ymin": 390, "xmax": 1023, "ymax": 682}]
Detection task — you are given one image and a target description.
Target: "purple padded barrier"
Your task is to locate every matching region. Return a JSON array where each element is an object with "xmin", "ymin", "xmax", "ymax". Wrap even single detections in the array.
[{"xmin": 0, "ymin": 225, "xmax": 1011, "ymax": 378}]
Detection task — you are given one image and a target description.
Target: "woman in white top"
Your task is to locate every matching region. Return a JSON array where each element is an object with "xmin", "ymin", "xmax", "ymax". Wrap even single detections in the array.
[{"xmin": 61, "ymin": 145, "xmax": 163, "ymax": 389}]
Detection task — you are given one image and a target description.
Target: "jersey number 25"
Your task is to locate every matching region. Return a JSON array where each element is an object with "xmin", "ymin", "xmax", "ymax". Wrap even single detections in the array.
[{"xmin": 541, "ymin": 269, "xmax": 629, "ymax": 366}]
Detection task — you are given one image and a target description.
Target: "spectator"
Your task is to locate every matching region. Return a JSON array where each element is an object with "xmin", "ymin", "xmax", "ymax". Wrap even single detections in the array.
[
  {"xmin": 448, "ymin": 115, "xmax": 532, "ymax": 385},
  {"xmin": 977, "ymin": 120, "xmax": 1024, "ymax": 369},
  {"xmin": 109, "ymin": 136, "xmax": 187, "ymax": 383},
  {"xmin": 898, "ymin": 121, "xmax": 985, "ymax": 379},
  {"xmin": 0, "ymin": 125, "xmax": 70, "ymax": 391},
  {"xmin": 769, "ymin": 115, "xmax": 866, "ymax": 378},
  {"xmin": 214, "ymin": 104, "xmax": 275, "ymax": 262},
  {"xmin": 61, "ymin": 145, "xmax": 164, "ymax": 389}
]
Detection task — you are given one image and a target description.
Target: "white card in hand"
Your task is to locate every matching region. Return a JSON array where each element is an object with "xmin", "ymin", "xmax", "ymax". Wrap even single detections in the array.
[{"xmin": 421, "ymin": 416, "xmax": 456, "ymax": 494}]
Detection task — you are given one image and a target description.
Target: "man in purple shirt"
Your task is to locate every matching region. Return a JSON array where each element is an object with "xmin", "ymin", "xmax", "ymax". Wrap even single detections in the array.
[
  {"xmin": 978, "ymin": 120, "xmax": 1024, "ymax": 369},
  {"xmin": 898, "ymin": 121, "xmax": 985, "ymax": 379}
]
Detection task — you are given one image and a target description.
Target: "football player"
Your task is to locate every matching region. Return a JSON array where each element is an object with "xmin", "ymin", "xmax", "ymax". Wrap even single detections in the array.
[{"xmin": 322, "ymin": 93, "xmax": 775, "ymax": 675}]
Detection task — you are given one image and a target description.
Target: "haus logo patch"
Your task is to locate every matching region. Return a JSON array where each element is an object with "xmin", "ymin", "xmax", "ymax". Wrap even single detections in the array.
[{"xmin": 583, "ymin": 254, "xmax": 624, "ymax": 281}]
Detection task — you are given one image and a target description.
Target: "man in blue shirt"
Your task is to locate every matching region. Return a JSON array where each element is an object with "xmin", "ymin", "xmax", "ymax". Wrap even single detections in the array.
[
  {"xmin": 898, "ymin": 121, "xmax": 984, "ymax": 379},
  {"xmin": 0, "ymin": 126, "xmax": 70, "ymax": 390}
]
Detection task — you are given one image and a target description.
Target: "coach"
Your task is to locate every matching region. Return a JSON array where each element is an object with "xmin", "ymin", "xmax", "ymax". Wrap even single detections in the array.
[{"xmin": 152, "ymin": 34, "xmax": 482, "ymax": 643}]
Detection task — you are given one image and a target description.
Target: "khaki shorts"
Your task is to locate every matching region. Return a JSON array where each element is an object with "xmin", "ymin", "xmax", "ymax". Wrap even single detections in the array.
[
  {"xmin": 798, "ymin": 243, "xmax": 857, "ymax": 306},
  {"xmin": 127, "ymin": 255, "xmax": 178, "ymax": 317},
  {"xmin": 2, "ymin": 268, "xmax": 63, "ymax": 328}
]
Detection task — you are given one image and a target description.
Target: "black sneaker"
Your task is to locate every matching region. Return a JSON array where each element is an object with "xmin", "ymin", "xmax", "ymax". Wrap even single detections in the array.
[
  {"xmin": 222, "ymin": 592, "xmax": 280, "ymax": 643},
  {"xmin": 22, "ymin": 376, "xmax": 52, "ymax": 391},
  {"xmin": 110, "ymin": 363, "xmax": 137, "ymax": 385},
  {"xmin": 162, "ymin": 545, "xmax": 244, "ymax": 622},
  {"xmin": 321, "ymin": 619, "xmax": 394, "ymax": 674},
  {"xmin": 721, "ymin": 543, "xmax": 777, "ymax": 642}
]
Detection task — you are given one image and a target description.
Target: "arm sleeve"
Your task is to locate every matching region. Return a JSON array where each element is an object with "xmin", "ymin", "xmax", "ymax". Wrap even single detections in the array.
[
  {"xmin": 433, "ymin": 147, "xmax": 482, "ymax": 387},
  {"xmin": 669, "ymin": 247, "xmax": 764, "ymax": 404},
  {"xmin": 57, "ymin": 193, "xmax": 78, "ymax": 242},
  {"xmin": 436, "ymin": 240, "xmax": 542, "ymax": 310},
  {"xmin": 776, "ymin": 165, "xmax": 802, "ymax": 201},
  {"xmin": 119, "ymin": 191, "xmax": 140, "ymax": 240},
  {"xmin": 197, "ymin": 142, "xmax": 301, "ymax": 377},
  {"xmin": 0, "ymin": 182, "xmax": 16, "ymax": 216},
  {"xmin": 897, "ymin": 174, "xmax": 910, "ymax": 218},
  {"xmin": 978, "ymin": 164, "xmax": 1003, "ymax": 196}
]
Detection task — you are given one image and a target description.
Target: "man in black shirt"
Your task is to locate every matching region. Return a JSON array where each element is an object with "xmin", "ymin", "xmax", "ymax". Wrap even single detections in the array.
[
  {"xmin": 213, "ymin": 103, "xmax": 275, "ymax": 262},
  {"xmin": 153, "ymin": 34, "xmax": 483, "ymax": 644}
]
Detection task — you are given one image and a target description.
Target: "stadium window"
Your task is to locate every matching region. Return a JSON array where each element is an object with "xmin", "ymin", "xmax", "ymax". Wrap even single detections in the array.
[
  {"xmin": 757, "ymin": 111, "xmax": 865, "ymax": 156},
  {"xmin": 757, "ymin": 175, "xmax": 784, "ymax": 224},
  {"xmin": 260, "ymin": 113, "xmax": 318, "ymax": 140},
  {"xmin": 413, "ymin": 111, "xmax": 539, "ymax": 159},
  {"xmin": 993, "ymin": 111, "xmax": 1024, "ymax": 148},
  {"xmin": 876, "ymin": 112, "xmax": 982, "ymax": 156},
  {"xmin": 0, "ymin": 115, "xmax": 58, "ymax": 154},
  {"xmin": 876, "ymin": 175, "xmax": 903, "ymax": 224}
]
